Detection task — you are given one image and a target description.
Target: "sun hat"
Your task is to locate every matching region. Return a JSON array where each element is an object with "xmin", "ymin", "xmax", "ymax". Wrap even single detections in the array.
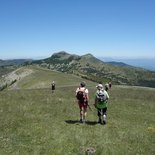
[
  {"xmin": 96, "ymin": 84, "xmax": 103, "ymax": 89},
  {"xmin": 80, "ymin": 81, "xmax": 86, "ymax": 87}
]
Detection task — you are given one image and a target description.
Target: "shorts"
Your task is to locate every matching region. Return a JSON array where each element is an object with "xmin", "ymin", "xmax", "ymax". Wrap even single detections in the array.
[
  {"xmin": 78, "ymin": 102, "xmax": 88, "ymax": 110},
  {"xmin": 97, "ymin": 107, "xmax": 107, "ymax": 116},
  {"xmin": 52, "ymin": 86, "xmax": 55, "ymax": 90}
]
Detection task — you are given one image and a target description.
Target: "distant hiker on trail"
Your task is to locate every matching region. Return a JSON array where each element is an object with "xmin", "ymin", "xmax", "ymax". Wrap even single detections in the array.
[
  {"xmin": 109, "ymin": 81, "xmax": 112, "ymax": 89},
  {"xmin": 94, "ymin": 83, "xmax": 109, "ymax": 125},
  {"xmin": 51, "ymin": 81, "xmax": 55, "ymax": 93},
  {"xmin": 76, "ymin": 81, "xmax": 89, "ymax": 123}
]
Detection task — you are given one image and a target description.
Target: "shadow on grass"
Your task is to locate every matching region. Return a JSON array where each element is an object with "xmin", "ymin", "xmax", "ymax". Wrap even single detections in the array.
[
  {"xmin": 65, "ymin": 120, "xmax": 79, "ymax": 124},
  {"xmin": 86, "ymin": 121, "xmax": 98, "ymax": 125},
  {"xmin": 65, "ymin": 120, "xmax": 98, "ymax": 125}
]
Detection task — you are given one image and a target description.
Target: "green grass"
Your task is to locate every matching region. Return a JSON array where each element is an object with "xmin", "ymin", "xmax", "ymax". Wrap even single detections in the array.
[
  {"xmin": 0, "ymin": 66, "xmax": 16, "ymax": 77},
  {"xmin": 0, "ymin": 66, "xmax": 155, "ymax": 155},
  {"xmin": 14, "ymin": 66, "xmax": 95, "ymax": 90}
]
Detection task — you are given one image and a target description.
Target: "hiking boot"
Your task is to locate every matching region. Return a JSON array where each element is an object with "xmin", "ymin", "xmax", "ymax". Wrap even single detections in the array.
[
  {"xmin": 98, "ymin": 118, "xmax": 101, "ymax": 124},
  {"xmin": 103, "ymin": 115, "xmax": 106, "ymax": 125},
  {"xmin": 80, "ymin": 119, "xmax": 83, "ymax": 123},
  {"xmin": 103, "ymin": 120, "xmax": 106, "ymax": 125},
  {"xmin": 103, "ymin": 114, "xmax": 106, "ymax": 119},
  {"xmin": 83, "ymin": 119, "xmax": 86, "ymax": 124}
]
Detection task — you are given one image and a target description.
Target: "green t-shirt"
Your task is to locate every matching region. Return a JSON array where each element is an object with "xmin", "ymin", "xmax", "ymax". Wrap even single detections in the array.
[
  {"xmin": 96, "ymin": 100, "xmax": 107, "ymax": 109},
  {"xmin": 94, "ymin": 89, "xmax": 109, "ymax": 109}
]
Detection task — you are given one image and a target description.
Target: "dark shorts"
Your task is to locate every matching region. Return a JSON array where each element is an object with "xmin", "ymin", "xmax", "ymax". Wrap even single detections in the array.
[
  {"xmin": 52, "ymin": 86, "xmax": 55, "ymax": 90},
  {"xmin": 97, "ymin": 107, "xmax": 107, "ymax": 116}
]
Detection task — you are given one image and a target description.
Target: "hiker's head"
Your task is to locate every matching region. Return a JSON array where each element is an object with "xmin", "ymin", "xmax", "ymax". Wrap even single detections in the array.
[
  {"xmin": 96, "ymin": 84, "xmax": 103, "ymax": 90},
  {"xmin": 80, "ymin": 81, "xmax": 86, "ymax": 87},
  {"xmin": 105, "ymin": 83, "xmax": 109, "ymax": 87}
]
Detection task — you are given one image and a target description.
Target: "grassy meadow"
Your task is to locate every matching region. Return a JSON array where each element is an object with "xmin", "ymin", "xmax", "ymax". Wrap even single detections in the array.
[{"xmin": 0, "ymin": 66, "xmax": 155, "ymax": 155}]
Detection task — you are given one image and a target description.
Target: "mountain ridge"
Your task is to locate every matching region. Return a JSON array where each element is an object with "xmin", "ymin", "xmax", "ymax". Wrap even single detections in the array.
[
  {"xmin": 32, "ymin": 51, "xmax": 155, "ymax": 88},
  {"xmin": 0, "ymin": 59, "xmax": 32, "ymax": 66},
  {"xmin": 1, "ymin": 51, "xmax": 155, "ymax": 88},
  {"xmin": 100, "ymin": 57, "xmax": 155, "ymax": 71}
]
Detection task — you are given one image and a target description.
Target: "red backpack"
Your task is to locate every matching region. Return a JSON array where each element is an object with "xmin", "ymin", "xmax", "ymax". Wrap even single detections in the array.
[{"xmin": 76, "ymin": 88, "xmax": 86, "ymax": 102}]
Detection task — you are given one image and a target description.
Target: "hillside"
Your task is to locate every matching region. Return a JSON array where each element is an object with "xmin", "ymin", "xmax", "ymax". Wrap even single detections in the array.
[
  {"xmin": 32, "ymin": 51, "xmax": 155, "ymax": 88},
  {"xmin": 0, "ymin": 59, "xmax": 32, "ymax": 66},
  {"xmin": 0, "ymin": 65, "xmax": 17, "ymax": 78},
  {"xmin": 105, "ymin": 61, "xmax": 133, "ymax": 67},
  {"xmin": 101, "ymin": 57, "xmax": 155, "ymax": 71},
  {"xmin": 0, "ymin": 65, "xmax": 95, "ymax": 91},
  {"xmin": 0, "ymin": 66, "xmax": 155, "ymax": 154}
]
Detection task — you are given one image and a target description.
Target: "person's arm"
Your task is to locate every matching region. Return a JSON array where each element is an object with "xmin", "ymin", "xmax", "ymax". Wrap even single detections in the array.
[
  {"xmin": 85, "ymin": 88, "xmax": 89, "ymax": 101},
  {"xmin": 86, "ymin": 93, "xmax": 89, "ymax": 101},
  {"xmin": 75, "ymin": 88, "xmax": 79, "ymax": 95},
  {"xmin": 93, "ymin": 93, "xmax": 97, "ymax": 108},
  {"xmin": 105, "ymin": 91, "xmax": 109, "ymax": 101}
]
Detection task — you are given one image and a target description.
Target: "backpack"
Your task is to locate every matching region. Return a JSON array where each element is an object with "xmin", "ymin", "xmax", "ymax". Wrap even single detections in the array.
[
  {"xmin": 105, "ymin": 84, "xmax": 109, "ymax": 91},
  {"xmin": 51, "ymin": 83, "xmax": 55, "ymax": 89},
  {"xmin": 76, "ymin": 88, "xmax": 86, "ymax": 102},
  {"xmin": 96, "ymin": 90, "xmax": 107, "ymax": 102}
]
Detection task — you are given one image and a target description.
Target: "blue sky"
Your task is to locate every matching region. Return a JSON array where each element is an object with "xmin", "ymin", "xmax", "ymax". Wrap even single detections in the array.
[{"xmin": 0, "ymin": 0, "xmax": 155, "ymax": 59}]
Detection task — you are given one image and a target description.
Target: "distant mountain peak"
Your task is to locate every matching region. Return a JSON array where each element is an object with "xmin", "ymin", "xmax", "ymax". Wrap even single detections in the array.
[
  {"xmin": 31, "ymin": 51, "xmax": 155, "ymax": 88},
  {"xmin": 52, "ymin": 51, "xmax": 70, "ymax": 57},
  {"xmin": 82, "ymin": 53, "xmax": 94, "ymax": 57}
]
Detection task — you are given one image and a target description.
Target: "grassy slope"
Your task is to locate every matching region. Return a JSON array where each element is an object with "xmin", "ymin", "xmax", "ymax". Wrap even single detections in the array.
[
  {"xmin": 0, "ymin": 66, "xmax": 155, "ymax": 155},
  {"xmin": 12, "ymin": 66, "xmax": 95, "ymax": 89},
  {"xmin": 0, "ymin": 66, "xmax": 16, "ymax": 77}
]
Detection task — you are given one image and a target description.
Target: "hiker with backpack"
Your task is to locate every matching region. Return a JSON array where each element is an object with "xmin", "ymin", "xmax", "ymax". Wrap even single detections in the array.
[
  {"xmin": 108, "ymin": 81, "xmax": 112, "ymax": 89},
  {"xmin": 76, "ymin": 81, "xmax": 89, "ymax": 123},
  {"xmin": 104, "ymin": 83, "xmax": 109, "ymax": 91},
  {"xmin": 51, "ymin": 81, "xmax": 55, "ymax": 93},
  {"xmin": 94, "ymin": 83, "xmax": 109, "ymax": 124}
]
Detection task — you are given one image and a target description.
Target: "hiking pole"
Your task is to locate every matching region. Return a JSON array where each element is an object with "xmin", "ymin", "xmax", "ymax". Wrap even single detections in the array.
[
  {"xmin": 87, "ymin": 102, "xmax": 93, "ymax": 111},
  {"xmin": 85, "ymin": 101, "xmax": 92, "ymax": 111},
  {"xmin": 88, "ymin": 104, "xmax": 92, "ymax": 111}
]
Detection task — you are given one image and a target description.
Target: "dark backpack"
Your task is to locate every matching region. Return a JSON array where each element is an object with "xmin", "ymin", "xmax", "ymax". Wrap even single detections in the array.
[
  {"xmin": 96, "ymin": 90, "xmax": 106, "ymax": 102},
  {"xmin": 76, "ymin": 88, "xmax": 86, "ymax": 102}
]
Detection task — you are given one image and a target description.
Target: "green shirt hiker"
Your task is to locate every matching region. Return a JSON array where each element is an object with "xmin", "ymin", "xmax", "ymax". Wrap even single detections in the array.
[
  {"xmin": 94, "ymin": 83, "xmax": 110, "ymax": 125},
  {"xmin": 94, "ymin": 89, "xmax": 109, "ymax": 109}
]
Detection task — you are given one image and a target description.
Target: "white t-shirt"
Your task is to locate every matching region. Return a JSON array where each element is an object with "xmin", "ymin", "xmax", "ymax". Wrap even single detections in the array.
[{"xmin": 76, "ymin": 87, "xmax": 88, "ymax": 95}]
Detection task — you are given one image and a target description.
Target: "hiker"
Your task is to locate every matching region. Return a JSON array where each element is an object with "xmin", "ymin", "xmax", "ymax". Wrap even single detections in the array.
[
  {"xmin": 109, "ymin": 81, "xmax": 112, "ymax": 89},
  {"xmin": 104, "ymin": 83, "xmax": 109, "ymax": 91},
  {"xmin": 51, "ymin": 81, "xmax": 55, "ymax": 93},
  {"xmin": 94, "ymin": 83, "xmax": 109, "ymax": 124},
  {"xmin": 76, "ymin": 81, "xmax": 89, "ymax": 123}
]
